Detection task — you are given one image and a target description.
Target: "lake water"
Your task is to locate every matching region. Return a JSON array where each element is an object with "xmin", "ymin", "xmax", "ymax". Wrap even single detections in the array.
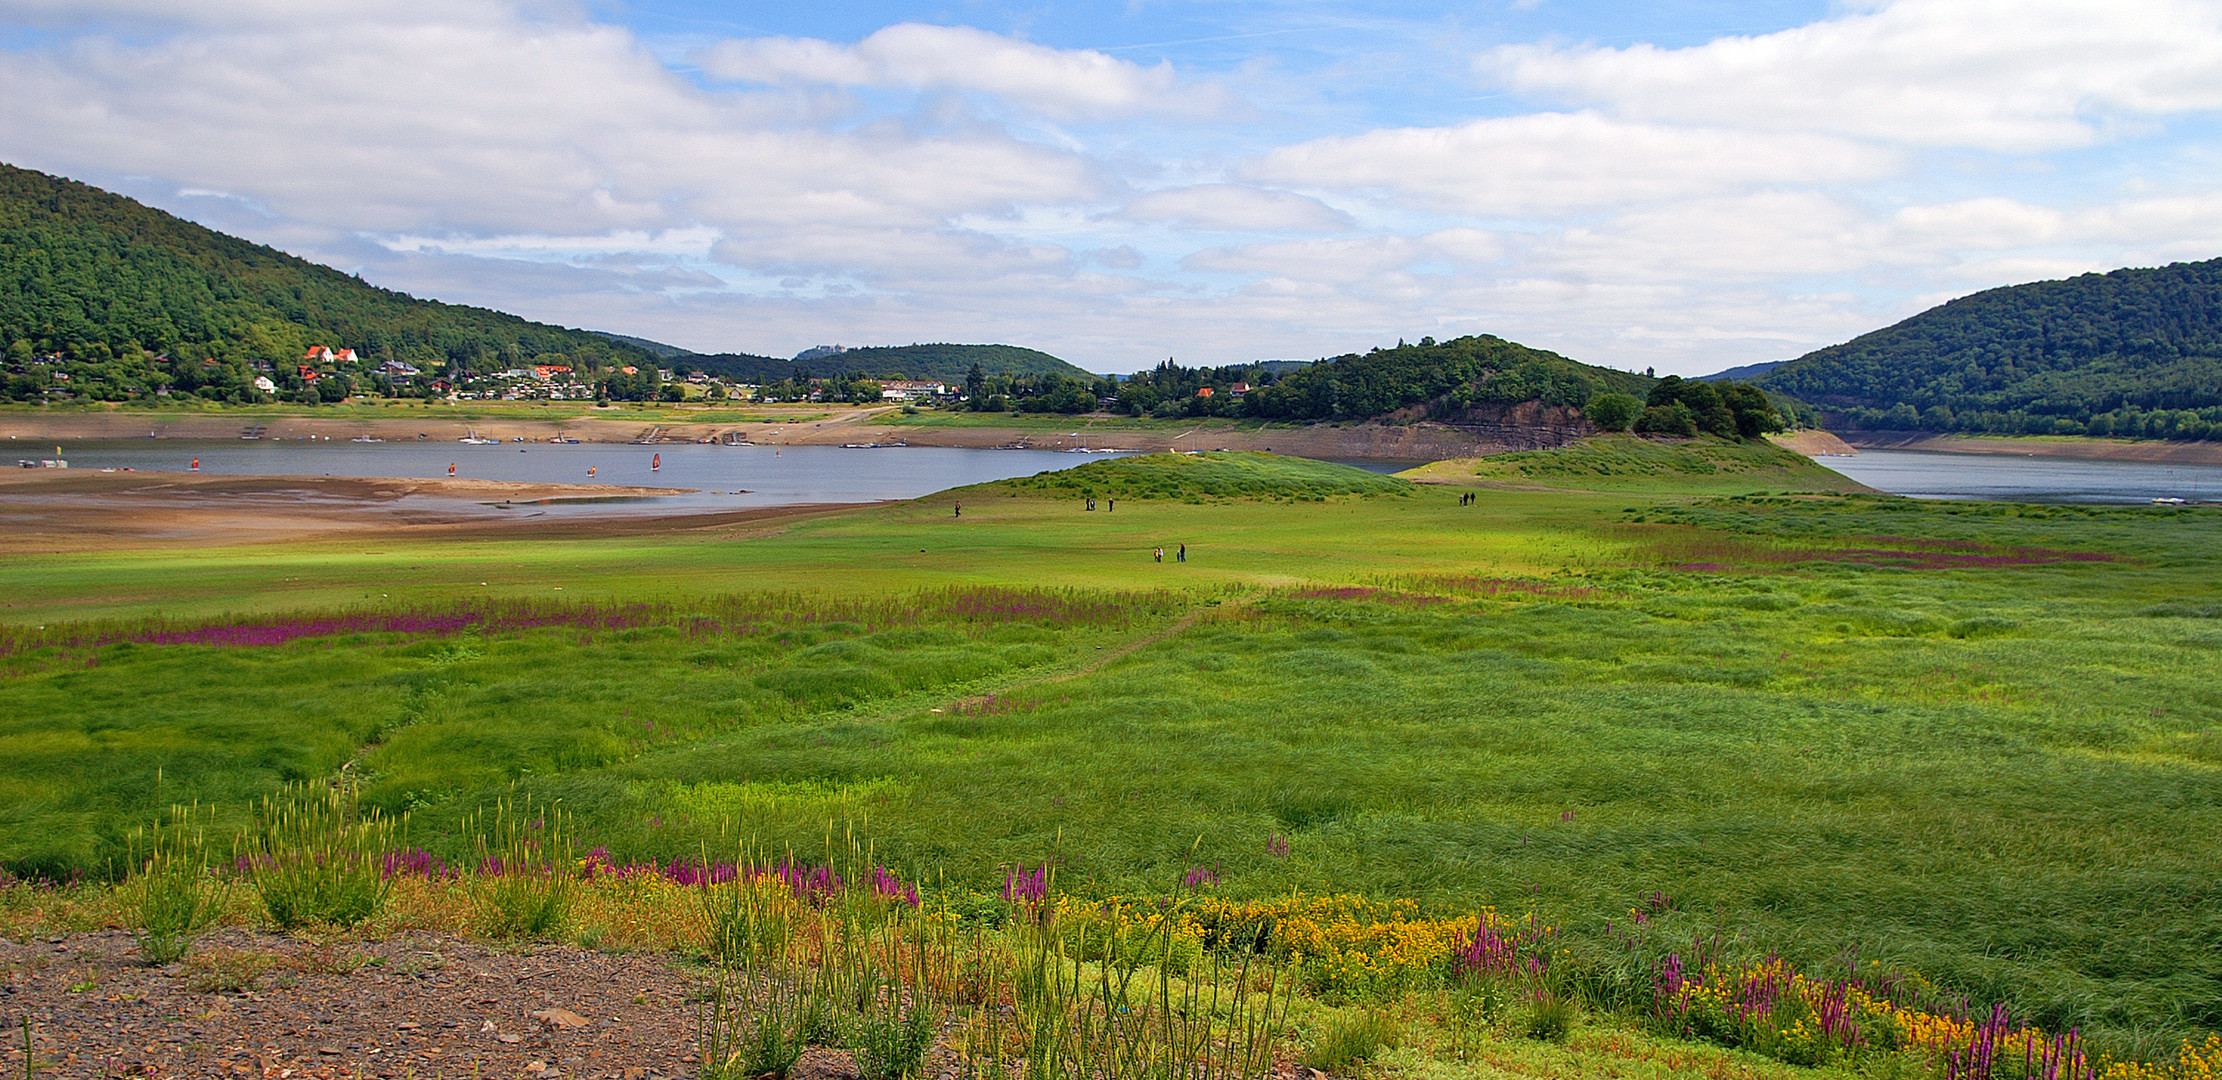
[
  {"xmin": 1812, "ymin": 448, "xmax": 2222, "ymax": 503},
  {"xmin": 23, "ymin": 436, "xmax": 2216, "ymax": 507},
  {"xmin": 17, "ymin": 438, "xmax": 1126, "ymax": 515}
]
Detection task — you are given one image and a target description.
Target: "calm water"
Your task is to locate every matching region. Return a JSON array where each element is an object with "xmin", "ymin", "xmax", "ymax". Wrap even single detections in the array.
[
  {"xmin": 20, "ymin": 438, "xmax": 1127, "ymax": 515},
  {"xmin": 1813, "ymin": 448, "xmax": 2222, "ymax": 503}
]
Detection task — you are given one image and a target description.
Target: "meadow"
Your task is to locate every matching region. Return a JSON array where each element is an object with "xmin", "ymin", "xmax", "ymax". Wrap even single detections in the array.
[{"xmin": 2, "ymin": 445, "xmax": 2219, "ymax": 1070}]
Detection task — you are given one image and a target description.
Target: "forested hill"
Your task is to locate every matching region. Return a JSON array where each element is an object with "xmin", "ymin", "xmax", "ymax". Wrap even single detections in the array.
[
  {"xmin": 0, "ymin": 162, "xmax": 655, "ymax": 402},
  {"xmin": 1756, "ymin": 258, "xmax": 2222, "ymax": 438},
  {"xmin": 685, "ymin": 343, "xmax": 1092, "ymax": 385},
  {"xmin": 1239, "ymin": 334, "xmax": 1653, "ymax": 422}
]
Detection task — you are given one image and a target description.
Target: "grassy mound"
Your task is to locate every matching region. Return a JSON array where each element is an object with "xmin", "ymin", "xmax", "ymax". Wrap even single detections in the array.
[
  {"xmin": 987, "ymin": 451, "xmax": 1413, "ymax": 501},
  {"xmin": 1408, "ymin": 434, "xmax": 1870, "ymax": 494}
]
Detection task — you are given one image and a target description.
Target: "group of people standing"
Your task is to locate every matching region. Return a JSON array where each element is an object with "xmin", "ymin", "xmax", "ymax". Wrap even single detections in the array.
[{"xmin": 1153, "ymin": 544, "xmax": 1185, "ymax": 563}]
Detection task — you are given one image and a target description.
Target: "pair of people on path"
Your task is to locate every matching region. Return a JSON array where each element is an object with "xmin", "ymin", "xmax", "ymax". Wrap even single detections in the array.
[{"xmin": 1154, "ymin": 544, "xmax": 1186, "ymax": 563}]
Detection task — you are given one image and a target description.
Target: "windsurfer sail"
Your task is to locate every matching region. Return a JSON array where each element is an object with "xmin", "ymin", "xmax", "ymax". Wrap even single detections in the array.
[
  {"xmin": 652, "ymin": 452, "xmax": 661, "ymax": 472},
  {"xmin": 189, "ymin": 458, "xmax": 199, "ymax": 472},
  {"xmin": 447, "ymin": 462, "xmax": 456, "ymax": 477}
]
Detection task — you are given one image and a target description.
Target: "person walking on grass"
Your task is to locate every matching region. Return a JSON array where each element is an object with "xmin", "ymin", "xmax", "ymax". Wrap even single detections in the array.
[
  {"xmin": 1154, "ymin": 546, "xmax": 1163, "ymax": 563},
  {"xmin": 1177, "ymin": 543, "xmax": 1186, "ymax": 563},
  {"xmin": 955, "ymin": 502, "xmax": 962, "ymax": 517}
]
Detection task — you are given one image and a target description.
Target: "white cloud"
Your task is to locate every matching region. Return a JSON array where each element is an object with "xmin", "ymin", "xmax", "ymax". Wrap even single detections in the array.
[
  {"xmin": 1244, "ymin": 111, "xmax": 1898, "ymax": 214},
  {"xmin": 1123, "ymin": 185, "xmax": 1352, "ymax": 231},
  {"xmin": 1485, "ymin": 0, "xmax": 2222, "ymax": 151},
  {"xmin": 698, "ymin": 23, "xmax": 1223, "ymax": 120}
]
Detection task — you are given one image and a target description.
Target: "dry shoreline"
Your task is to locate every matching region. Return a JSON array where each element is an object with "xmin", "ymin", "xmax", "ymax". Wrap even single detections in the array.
[
  {"xmin": 3, "ymin": 408, "xmax": 1571, "ymax": 460},
  {"xmin": 1836, "ymin": 430, "xmax": 2222, "ymax": 465},
  {"xmin": 0, "ymin": 469, "xmax": 867, "ymax": 551}
]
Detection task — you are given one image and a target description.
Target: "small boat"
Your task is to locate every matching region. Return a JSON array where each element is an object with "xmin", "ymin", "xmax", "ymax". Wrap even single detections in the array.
[
  {"xmin": 459, "ymin": 428, "xmax": 499, "ymax": 445},
  {"xmin": 651, "ymin": 453, "xmax": 661, "ymax": 472},
  {"xmin": 350, "ymin": 436, "xmax": 384, "ymax": 443}
]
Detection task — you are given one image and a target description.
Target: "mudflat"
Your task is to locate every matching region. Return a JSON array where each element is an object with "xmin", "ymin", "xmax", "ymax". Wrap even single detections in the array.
[{"xmin": 0, "ymin": 470, "xmax": 857, "ymax": 551}]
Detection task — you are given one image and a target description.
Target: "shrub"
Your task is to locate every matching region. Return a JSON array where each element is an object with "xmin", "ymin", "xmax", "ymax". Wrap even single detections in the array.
[{"xmin": 1585, "ymin": 392, "xmax": 1642, "ymax": 432}]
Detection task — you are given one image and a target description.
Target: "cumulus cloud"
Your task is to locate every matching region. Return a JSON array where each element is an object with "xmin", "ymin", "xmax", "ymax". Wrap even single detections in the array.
[
  {"xmin": 1244, "ymin": 111, "xmax": 1898, "ymax": 214},
  {"xmin": 698, "ymin": 23, "xmax": 1225, "ymax": 120},
  {"xmin": 0, "ymin": 11, "xmax": 1103, "ymax": 239},
  {"xmin": 1484, "ymin": 0, "xmax": 2222, "ymax": 151},
  {"xmin": 1122, "ymin": 185, "xmax": 1352, "ymax": 231}
]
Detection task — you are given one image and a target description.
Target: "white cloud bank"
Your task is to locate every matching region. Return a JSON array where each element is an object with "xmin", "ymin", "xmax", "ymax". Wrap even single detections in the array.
[
  {"xmin": 698, "ymin": 23, "xmax": 1226, "ymax": 120},
  {"xmin": 3, "ymin": 0, "xmax": 2222, "ymax": 373},
  {"xmin": 1485, "ymin": 0, "xmax": 2222, "ymax": 151}
]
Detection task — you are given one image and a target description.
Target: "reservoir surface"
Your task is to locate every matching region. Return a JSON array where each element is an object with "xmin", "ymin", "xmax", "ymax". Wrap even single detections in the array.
[{"xmin": 1811, "ymin": 448, "xmax": 2222, "ymax": 504}]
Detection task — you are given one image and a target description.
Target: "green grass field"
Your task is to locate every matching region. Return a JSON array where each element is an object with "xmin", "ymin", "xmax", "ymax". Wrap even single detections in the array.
[{"xmin": 2, "ymin": 445, "xmax": 2219, "ymax": 1053}]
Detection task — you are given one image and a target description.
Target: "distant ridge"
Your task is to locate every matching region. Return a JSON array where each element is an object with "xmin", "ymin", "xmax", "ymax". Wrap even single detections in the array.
[
  {"xmin": 685, "ymin": 343, "xmax": 1093, "ymax": 385},
  {"xmin": 1757, "ymin": 258, "xmax": 2222, "ymax": 438},
  {"xmin": 593, "ymin": 332, "xmax": 695, "ymax": 359},
  {"xmin": 1695, "ymin": 360, "xmax": 1783, "ymax": 383}
]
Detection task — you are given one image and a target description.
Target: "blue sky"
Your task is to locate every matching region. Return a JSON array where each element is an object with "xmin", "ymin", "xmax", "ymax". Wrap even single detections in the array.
[{"xmin": 3, "ymin": 0, "xmax": 2218, "ymax": 375}]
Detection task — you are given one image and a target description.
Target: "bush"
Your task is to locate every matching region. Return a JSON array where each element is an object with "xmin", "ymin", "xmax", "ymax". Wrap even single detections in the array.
[
  {"xmin": 1585, "ymin": 392, "xmax": 1641, "ymax": 432},
  {"xmin": 1635, "ymin": 402, "xmax": 1699, "ymax": 437}
]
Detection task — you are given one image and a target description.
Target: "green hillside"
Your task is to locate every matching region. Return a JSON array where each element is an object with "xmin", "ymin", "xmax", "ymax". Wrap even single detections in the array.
[
  {"xmin": 0, "ymin": 162, "xmax": 657, "ymax": 403},
  {"xmin": 1242, "ymin": 334, "xmax": 1654, "ymax": 421},
  {"xmin": 686, "ymin": 343, "xmax": 1093, "ymax": 385},
  {"xmin": 1758, "ymin": 258, "xmax": 2222, "ymax": 438}
]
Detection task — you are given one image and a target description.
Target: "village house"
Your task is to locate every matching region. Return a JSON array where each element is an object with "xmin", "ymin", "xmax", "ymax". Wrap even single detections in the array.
[{"xmin": 879, "ymin": 380, "xmax": 946, "ymax": 401}]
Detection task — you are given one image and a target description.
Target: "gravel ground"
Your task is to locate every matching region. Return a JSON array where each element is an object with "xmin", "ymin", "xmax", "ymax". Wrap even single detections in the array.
[{"xmin": 1, "ymin": 927, "xmax": 732, "ymax": 1079}]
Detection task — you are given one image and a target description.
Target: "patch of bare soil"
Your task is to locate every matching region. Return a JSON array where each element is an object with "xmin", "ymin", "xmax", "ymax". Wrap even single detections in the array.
[
  {"xmin": 2, "ymin": 928, "xmax": 713, "ymax": 1079},
  {"xmin": 0, "ymin": 471, "xmax": 866, "ymax": 551}
]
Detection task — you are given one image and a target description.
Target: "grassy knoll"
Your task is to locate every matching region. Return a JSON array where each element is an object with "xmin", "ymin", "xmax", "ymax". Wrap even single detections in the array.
[
  {"xmin": 1, "ymin": 452, "xmax": 2220, "ymax": 1053},
  {"xmin": 993, "ymin": 450, "xmax": 1415, "ymax": 500},
  {"xmin": 1408, "ymin": 433, "xmax": 1872, "ymax": 494}
]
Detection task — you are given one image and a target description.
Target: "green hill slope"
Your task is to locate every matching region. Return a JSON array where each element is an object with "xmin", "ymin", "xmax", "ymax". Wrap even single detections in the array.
[
  {"xmin": 985, "ymin": 451, "xmax": 1414, "ymax": 501},
  {"xmin": 1242, "ymin": 334, "xmax": 1654, "ymax": 422},
  {"xmin": 687, "ymin": 343, "xmax": 1093, "ymax": 385},
  {"xmin": 0, "ymin": 162, "xmax": 656, "ymax": 403},
  {"xmin": 1757, "ymin": 258, "xmax": 2222, "ymax": 438}
]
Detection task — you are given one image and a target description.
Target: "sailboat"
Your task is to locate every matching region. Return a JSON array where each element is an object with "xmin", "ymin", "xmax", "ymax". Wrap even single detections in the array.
[
  {"xmin": 447, "ymin": 462, "xmax": 456, "ymax": 477},
  {"xmin": 459, "ymin": 428, "xmax": 499, "ymax": 445},
  {"xmin": 189, "ymin": 458, "xmax": 200, "ymax": 473},
  {"xmin": 587, "ymin": 466, "xmax": 597, "ymax": 478},
  {"xmin": 651, "ymin": 452, "xmax": 661, "ymax": 472}
]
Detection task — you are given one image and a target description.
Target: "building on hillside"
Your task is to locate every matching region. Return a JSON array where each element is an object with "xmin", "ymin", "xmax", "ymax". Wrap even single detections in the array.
[
  {"xmin": 879, "ymin": 380, "xmax": 947, "ymax": 401},
  {"xmin": 534, "ymin": 365, "xmax": 571, "ymax": 380},
  {"xmin": 1230, "ymin": 382, "xmax": 1251, "ymax": 396},
  {"xmin": 1195, "ymin": 386, "xmax": 1215, "ymax": 398},
  {"xmin": 380, "ymin": 360, "xmax": 422, "ymax": 378},
  {"xmin": 253, "ymin": 376, "xmax": 277, "ymax": 392},
  {"xmin": 302, "ymin": 346, "xmax": 359, "ymax": 365}
]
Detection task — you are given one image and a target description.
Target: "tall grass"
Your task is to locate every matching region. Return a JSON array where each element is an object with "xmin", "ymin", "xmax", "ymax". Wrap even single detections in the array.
[
  {"xmin": 126, "ymin": 802, "xmax": 227, "ymax": 964},
  {"xmin": 243, "ymin": 780, "xmax": 393, "ymax": 929}
]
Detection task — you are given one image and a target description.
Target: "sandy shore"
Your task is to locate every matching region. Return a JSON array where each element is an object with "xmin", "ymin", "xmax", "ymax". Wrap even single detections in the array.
[
  {"xmin": 0, "ymin": 470, "xmax": 862, "ymax": 551},
  {"xmin": 3, "ymin": 407, "xmax": 1582, "ymax": 460}
]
